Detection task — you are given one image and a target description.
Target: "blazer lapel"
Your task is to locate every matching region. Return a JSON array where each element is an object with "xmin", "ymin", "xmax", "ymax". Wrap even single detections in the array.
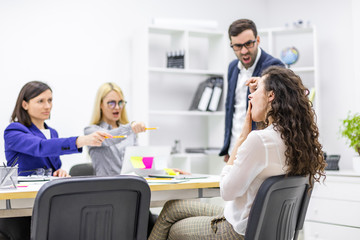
[
  {"xmin": 252, "ymin": 48, "xmax": 266, "ymax": 77},
  {"xmin": 229, "ymin": 64, "xmax": 240, "ymax": 105},
  {"xmin": 29, "ymin": 123, "xmax": 46, "ymax": 139}
]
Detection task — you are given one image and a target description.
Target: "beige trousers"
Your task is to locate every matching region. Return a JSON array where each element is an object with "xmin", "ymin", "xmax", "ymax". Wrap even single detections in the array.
[{"xmin": 148, "ymin": 199, "xmax": 244, "ymax": 240}]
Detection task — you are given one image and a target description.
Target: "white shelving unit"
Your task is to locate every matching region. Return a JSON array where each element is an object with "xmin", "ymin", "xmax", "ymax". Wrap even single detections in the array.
[
  {"xmin": 132, "ymin": 25, "xmax": 228, "ymax": 174},
  {"xmin": 258, "ymin": 25, "xmax": 320, "ymax": 123},
  {"xmin": 132, "ymin": 25, "xmax": 318, "ymax": 174}
]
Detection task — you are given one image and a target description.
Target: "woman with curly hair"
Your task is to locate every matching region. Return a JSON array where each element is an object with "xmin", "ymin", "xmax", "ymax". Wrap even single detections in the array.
[{"xmin": 148, "ymin": 66, "xmax": 326, "ymax": 240}]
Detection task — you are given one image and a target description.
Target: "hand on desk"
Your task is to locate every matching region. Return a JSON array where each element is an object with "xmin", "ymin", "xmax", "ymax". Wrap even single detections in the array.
[
  {"xmin": 53, "ymin": 168, "xmax": 70, "ymax": 178},
  {"xmin": 171, "ymin": 168, "xmax": 191, "ymax": 175}
]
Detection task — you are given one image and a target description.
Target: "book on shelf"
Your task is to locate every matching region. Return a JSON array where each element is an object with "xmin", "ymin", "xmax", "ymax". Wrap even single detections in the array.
[
  {"xmin": 208, "ymin": 78, "xmax": 223, "ymax": 111},
  {"xmin": 166, "ymin": 50, "xmax": 185, "ymax": 69},
  {"xmin": 189, "ymin": 78, "xmax": 213, "ymax": 111},
  {"xmin": 189, "ymin": 77, "xmax": 223, "ymax": 112}
]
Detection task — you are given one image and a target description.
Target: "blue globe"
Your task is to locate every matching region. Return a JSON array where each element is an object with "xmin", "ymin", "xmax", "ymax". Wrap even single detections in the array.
[{"xmin": 280, "ymin": 47, "xmax": 299, "ymax": 67}]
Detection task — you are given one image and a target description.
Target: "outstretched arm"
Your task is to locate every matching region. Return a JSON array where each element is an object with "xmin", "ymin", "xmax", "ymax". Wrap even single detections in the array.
[{"xmin": 76, "ymin": 131, "xmax": 112, "ymax": 148}]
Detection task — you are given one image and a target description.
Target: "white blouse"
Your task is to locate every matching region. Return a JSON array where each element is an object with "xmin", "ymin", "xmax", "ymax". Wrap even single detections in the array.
[
  {"xmin": 40, "ymin": 129, "xmax": 51, "ymax": 139},
  {"xmin": 220, "ymin": 124, "xmax": 287, "ymax": 235}
]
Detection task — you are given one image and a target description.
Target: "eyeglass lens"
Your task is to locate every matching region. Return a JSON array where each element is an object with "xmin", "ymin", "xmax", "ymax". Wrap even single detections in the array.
[
  {"xmin": 107, "ymin": 100, "xmax": 126, "ymax": 109},
  {"xmin": 35, "ymin": 168, "xmax": 45, "ymax": 176},
  {"xmin": 34, "ymin": 168, "xmax": 53, "ymax": 176},
  {"xmin": 231, "ymin": 40, "xmax": 256, "ymax": 51}
]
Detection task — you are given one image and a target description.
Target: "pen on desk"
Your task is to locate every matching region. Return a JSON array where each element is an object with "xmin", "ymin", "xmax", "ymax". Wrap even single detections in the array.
[
  {"xmin": 11, "ymin": 157, "xmax": 19, "ymax": 167},
  {"xmin": 145, "ymin": 127, "xmax": 159, "ymax": 130},
  {"xmin": 105, "ymin": 135, "xmax": 127, "ymax": 139},
  {"xmin": 145, "ymin": 177, "xmax": 173, "ymax": 180}
]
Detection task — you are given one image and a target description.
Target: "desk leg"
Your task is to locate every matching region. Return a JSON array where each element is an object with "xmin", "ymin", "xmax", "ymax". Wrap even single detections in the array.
[
  {"xmin": 6, "ymin": 199, "xmax": 11, "ymax": 209},
  {"xmin": 198, "ymin": 188, "xmax": 203, "ymax": 198}
]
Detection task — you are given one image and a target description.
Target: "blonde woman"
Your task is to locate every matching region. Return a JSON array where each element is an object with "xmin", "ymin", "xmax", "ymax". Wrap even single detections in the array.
[{"xmin": 84, "ymin": 82, "xmax": 146, "ymax": 176}]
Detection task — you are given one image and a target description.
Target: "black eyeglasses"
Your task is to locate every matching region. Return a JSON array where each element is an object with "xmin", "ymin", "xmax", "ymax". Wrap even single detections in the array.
[
  {"xmin": 230, "ymin": 40, "xmax": 256, "ymax": 51},
  {"xmin": 107, "ymin": 100, "xmax": 127, "ymax": 109}
]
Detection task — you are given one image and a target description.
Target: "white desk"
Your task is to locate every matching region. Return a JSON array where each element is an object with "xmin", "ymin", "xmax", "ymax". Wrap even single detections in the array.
[{"xmin": 0, "ymin": 176, "xmax": 220, "ymax": 218}]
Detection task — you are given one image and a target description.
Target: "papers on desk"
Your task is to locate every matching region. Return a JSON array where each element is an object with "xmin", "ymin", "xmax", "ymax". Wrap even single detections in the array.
[
  {"xmin": 18, "ymin": 176, "xmax": 56, "ymax": 182},
  {"xmin": 148, "ymin": 173, "xmax": 210, "ymax": 180},
  {"xmin": 145, "ymin": 178, "xmax": 189, "ymax": 184},
  {"xmin": 124, "ymin": 172, "xmax": 211, "ymax": 184}
]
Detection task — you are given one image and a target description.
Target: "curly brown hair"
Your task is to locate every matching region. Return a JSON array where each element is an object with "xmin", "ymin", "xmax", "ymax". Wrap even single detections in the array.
[{"xmin": 261, "ymin": 66, "xmax": 326, "ymax": 187}]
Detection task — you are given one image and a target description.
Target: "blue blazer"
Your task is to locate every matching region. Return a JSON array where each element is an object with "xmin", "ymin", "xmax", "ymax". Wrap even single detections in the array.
[
  {"xmin": 219, "ymin": 49, "xmax": 285, "ymax": 156},
  {"xmin": 4, "ymin": 122, "xmax": 81, "ymax": 176}
]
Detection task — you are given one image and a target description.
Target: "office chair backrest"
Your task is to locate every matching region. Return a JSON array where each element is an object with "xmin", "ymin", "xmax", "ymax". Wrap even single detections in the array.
[
  {"xmin": 31, "ymin": 175, "xmax": 151, "ymax": 240},
  {"xmin": 245, "ymin": 175, "xmax": 312, "ymax": 240},
  {"xmin": 69, "ymin": 163, "xmax": 95, "ymax": 176}
]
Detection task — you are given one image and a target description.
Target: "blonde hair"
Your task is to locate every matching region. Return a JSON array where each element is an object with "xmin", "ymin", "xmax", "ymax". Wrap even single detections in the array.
[{"xmin": 90, "ymin": 82, "xmax": 129, "ymax": 125}]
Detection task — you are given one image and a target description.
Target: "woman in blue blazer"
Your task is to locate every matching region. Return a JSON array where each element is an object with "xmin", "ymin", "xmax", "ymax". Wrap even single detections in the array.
[
  {"xmin": 1, "ymin": 81, "xmax": 111, "ymax": 240},
  {"xmin": 4, "ymin": 81, "xmax": 111, "ymax": 177}
]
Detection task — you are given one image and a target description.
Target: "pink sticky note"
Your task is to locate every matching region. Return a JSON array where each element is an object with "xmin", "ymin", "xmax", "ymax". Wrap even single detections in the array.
[{"xmin": 142, "ymin": 157, "xmax": 154, "ymax": 169}]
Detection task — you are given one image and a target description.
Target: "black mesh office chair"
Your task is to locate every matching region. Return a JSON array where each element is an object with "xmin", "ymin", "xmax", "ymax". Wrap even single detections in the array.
[
  {"xmin": 31, "ymin": 175, "xmax": 150, "ymax": 240},
  {"xmin": 245, "ymin": 175, "xmax": 312, "ymax": 240},
  {"xmin": 69, "ymin": 163, "xmax": 95, "ymax": 176}
]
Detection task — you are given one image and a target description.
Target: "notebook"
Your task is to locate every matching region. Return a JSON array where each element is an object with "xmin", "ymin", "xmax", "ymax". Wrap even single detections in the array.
[
  {"xmin": 148, "ymin": 173, "xmax": 209, "ymax": 180},
  {"xmin": 121, "ymin": 146, "xmax": 171, "ymax": 177},
  {"xmin": 174, "ymin": 173, "xmax": 209, "ymax": 179}
]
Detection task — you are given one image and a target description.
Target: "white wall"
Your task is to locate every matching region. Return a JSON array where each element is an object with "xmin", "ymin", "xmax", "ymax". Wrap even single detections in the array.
[
  {"xmin": 0, "ymin": 0, "xmax": 359, "ymax": 171},
  {"xmin": 353, "ymin": 0, "xmax": 360, "ymax": 110},
  {"xmin": 0, "ymin": 0, "xmax": 266, "ymax": 171}
]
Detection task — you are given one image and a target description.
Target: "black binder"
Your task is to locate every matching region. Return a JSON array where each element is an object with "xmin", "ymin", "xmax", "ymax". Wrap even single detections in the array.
[
  {"xmin": 189, "ymin": 77, "xmax": 223, "ymax": 111},
  {"xmin": 208, "ymin": 77, "xmax": 223, "ymax": 111}
]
